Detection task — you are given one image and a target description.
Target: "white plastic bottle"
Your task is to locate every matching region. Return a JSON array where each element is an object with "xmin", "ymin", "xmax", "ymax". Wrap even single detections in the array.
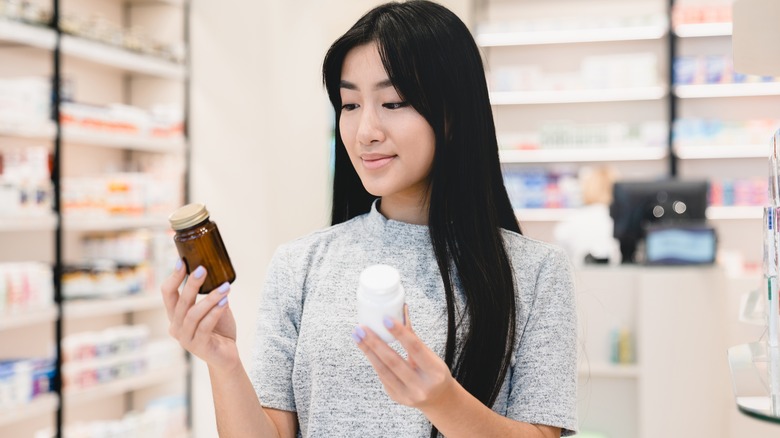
[{"xmin": 357, "ymin": 264, "xmax": 406, "ymax": 343}]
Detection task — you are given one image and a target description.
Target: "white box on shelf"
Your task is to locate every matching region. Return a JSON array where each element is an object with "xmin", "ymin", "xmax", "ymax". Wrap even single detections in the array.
[{"xmin": 0, "ymin": 77, "xmax": 51, "ymax": 126}]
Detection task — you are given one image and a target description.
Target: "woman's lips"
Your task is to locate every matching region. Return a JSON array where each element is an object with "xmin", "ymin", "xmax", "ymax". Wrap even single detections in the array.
[{"xmin": 362, "ymin": 156, "xmax": 395, "ymax": 170}]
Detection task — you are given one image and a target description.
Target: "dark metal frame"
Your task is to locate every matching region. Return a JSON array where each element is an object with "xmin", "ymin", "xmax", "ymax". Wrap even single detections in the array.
[{"xmin": 669, "ymin": 0, "xmax": 678, "ymax": 177}]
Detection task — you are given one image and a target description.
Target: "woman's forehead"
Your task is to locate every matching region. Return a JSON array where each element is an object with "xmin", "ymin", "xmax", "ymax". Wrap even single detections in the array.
[{"xmin": 341, "ymin": 43, "xmax": 387, "ymax": 82}]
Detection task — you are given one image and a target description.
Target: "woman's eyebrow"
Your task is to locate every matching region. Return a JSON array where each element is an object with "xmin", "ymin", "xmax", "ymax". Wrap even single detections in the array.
[{"xmin": 339, "ymin": 79, "xmax": 394, "ymax": 91}]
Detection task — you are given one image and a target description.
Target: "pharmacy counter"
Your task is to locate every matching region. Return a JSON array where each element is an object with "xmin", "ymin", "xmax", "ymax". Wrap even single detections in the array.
[{"xmin": 575, "ymin": 265, "xmax": 734, "ymax": 438}]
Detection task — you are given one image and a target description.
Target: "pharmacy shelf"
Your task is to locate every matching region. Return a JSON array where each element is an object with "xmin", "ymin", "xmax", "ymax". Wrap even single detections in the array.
[
  {"xmin": 514, "ymin": 206, "xmax": 764, "ymax": 222},
  {"xmin": 674, "ymin": 144, "xmax": 768, "ymax": 159},
  {"xmin": 490, "ymin": 86, "xmax": 667, "ymax": 105},
  {"xmin": 124, "ymin": 0, "xmax": 185, "ymax": 4},
  {"xmin": 0, "ymin": 393, "xmax": 59, "ymax": 427},
  {"xmin": 476, "ymin": 24, "xmax": 667, "ymax": 47},
  {"xmin": 0, "ymin": 306, "xmax": 58, "ymax": 331},
  {"xmin": 64, "ymin": 293, "xmax": 163, "ymax": 319},
  {"xmin": 500, "ymin": 147, "xmax": 666, "ymax": 163},
  {"xmin": 515, "ymin": 208, "xmax": 573, "ymax": 222},
  {"xmin": 578, "ymin": 363, "xmax": 640, "ymax": 379},
  {"xmin": 0, "ymin": 121, "xmax": 56, "ymax": 140},
  {"xmin": 673, "ymin": 22, "xmax": 732, "ymax": 38},
  {"xmin": 0, "ymin": 214, "xmax": 58, "ymax": 232},
  {"xmin": 63, "ymin": 127, "xmax": 186, "ymax": 153},
  {"xmin": 65, "ymin": 361, "xmax": 188, "ymax": 406},
  {"xmin": 62, "ymin": 215, "xmax": 169, "ymax": 232},
  {"xmin": 705, "ymin": 206, "xmax": 763, "ymax": 220},
  {"xmin": 0, "ymin": 19, "xmax": 56, "ymax": 50},
  {"xmin": 674, "ymin": 83, "xmax": 780, "ymax": 99},
  {"xmin": 60, "ymin": 34, "xmax": 185, "ymax": 80}
]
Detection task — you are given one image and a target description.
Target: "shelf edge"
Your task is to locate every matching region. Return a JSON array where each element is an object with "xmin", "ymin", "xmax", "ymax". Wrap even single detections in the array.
[
  {"xmin": 60, "ymin": 35, "xmax": 186, "ymax": 80},
  {"xmin": 0, "ymin": 393, "xmax": 59, "ymax": 427},
  {"xmin": 0, "ymin": 307, "xmax": 58, "ymax": 331},
  {"xmin": 63, "ymin": 294, "xmax": 163, "ymax": 319},
  {"xmin": 477, "ymin": 25, "xmax": 667, "ymax": 47},
  {"xmin": 64, "ymin": 361, "xmax": 188, "ymax": 406}
]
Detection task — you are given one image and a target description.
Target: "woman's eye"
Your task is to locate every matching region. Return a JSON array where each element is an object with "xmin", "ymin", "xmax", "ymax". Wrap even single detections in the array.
[
  {"xmin": 341, "ymin": 103, "xmax": 358, "ymax": 111},
  {"xmin": 383, "ymin": 102, "xmax": 409, "ymax": 110}
]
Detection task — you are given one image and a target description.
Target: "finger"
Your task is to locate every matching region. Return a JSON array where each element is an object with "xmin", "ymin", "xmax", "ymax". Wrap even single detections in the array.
[
  {"xmin": 160, "ymin": 258, "xmax": 187, "ymax": 320},
  {"xmin": 400, "ymin": 307, "xmax": 418, "ymax": 368},
  {"xmin": 352, "ymin": 328, "xmax": 407, "ymax": 396},
  {"xmin": 180, "ymin": 282, "xmax": 231, "ymax": 344},
  {"xmin": 355, "ymin": 326, "xmax": 420, "ymax": 385},
  {"xmin": 193, "ymin": 295, "xmax": 230, "ymax": 345},
  {"xmin": 173, "ymin": 265, "xmax": 208, "ymax": 327},
  {"xmin": 383, "ymin": 316, "xmax": 435, "ymax": 369}
]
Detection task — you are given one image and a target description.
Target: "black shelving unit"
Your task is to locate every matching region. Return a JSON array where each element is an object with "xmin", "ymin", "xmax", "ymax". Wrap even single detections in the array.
[{"xmin": 668, "ymin": 0, "xmax": 678, "ymax": 177}]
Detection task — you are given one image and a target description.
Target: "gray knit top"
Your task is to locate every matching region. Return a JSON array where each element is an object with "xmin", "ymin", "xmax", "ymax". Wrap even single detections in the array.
[{"xmin": 250, "ymin": 201, "xmax": 577, "ymax": 437}]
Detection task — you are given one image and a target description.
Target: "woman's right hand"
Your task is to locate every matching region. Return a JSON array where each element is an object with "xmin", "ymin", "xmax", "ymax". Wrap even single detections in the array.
[{"xmin": 161, "ymin": 260, "xmax": 240, "ymax": 372}]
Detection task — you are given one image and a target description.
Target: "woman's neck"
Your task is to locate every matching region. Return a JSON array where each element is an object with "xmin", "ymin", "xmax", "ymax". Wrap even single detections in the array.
[{"xmin": 378, "ymin": 195, "xmax": 430, "ymax": 225}]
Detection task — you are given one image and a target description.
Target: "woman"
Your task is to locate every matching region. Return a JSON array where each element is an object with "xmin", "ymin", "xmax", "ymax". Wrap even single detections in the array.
[{"xmin": 161, "ymin": 1, "xmax": 577, "ymax": 437}]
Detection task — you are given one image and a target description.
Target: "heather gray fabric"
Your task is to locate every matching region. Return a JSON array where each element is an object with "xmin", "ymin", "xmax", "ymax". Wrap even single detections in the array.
[{"xmin": 250, "ymin": 201, "xmax": 577, "ymax": 437}]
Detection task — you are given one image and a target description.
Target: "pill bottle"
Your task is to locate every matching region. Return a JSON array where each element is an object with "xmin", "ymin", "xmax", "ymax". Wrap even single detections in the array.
[
  {"xmin": 357, "ymin": 264, "xmax": 405, "ymax": 342},
  {"xmin": 169, "ymin": 203, "xmax": 236, "ymax": 294}
]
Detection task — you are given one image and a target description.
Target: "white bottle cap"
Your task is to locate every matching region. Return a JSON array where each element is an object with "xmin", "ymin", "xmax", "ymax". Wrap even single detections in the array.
[
  {"xmin": 357, "ymin": 264, "xmax": 405, "ymax": 343},
  {"xmin": 358, "ymin": 264, "xmax": 401, "ymax": 299}
]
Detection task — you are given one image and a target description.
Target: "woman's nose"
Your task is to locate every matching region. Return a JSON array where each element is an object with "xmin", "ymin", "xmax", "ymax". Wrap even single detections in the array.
[{"xmin": 356, "ymin": 108, "xmax": 386, "ymax": 145}]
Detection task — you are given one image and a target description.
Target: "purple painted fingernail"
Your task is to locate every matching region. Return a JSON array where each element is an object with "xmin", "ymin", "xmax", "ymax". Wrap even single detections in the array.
[
  {"xmin": 193, "ymin": 266, "xmax": 206, "ymax": 279},
  {"xmin": 217, "ymin": 282, "xmax": 230, "ymax": 294},
  {"xmin": 351, "ymin": 332, "xmax": 362, "ymax": 343},
  {"xmin": 175, "ymin": 259, "xmax": 183, "ymax": 271},
  {"xmin": 383, "ymin": 316, "xmax": 394, "ymax": 329},
  {"xmin": 218, "ymin": 296, "xmax": 228, "ymax": 307},
  {"xmin": 354, "ymin": 326, "xmax": 366, "ymax": 340}
]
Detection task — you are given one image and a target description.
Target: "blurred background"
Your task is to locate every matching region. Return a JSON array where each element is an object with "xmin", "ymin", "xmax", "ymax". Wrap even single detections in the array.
[{"xmin": 0, "ymin": 0, "xmax": 778, "ymax": 437}]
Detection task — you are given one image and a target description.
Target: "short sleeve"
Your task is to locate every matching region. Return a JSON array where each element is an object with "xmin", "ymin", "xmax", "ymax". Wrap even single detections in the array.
[
  {"xmin": 506, "ymin": 247, "xmax": 578, "ymax": 436},
  {"xmin": 250, "ymin": 245, "xmax": 303, "ymax": 412}
]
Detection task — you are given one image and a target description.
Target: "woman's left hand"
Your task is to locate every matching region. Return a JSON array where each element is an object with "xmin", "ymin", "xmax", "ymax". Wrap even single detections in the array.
[{"xmin": 352, "ymin": 306, "xmax": 456, "ymax": 409}]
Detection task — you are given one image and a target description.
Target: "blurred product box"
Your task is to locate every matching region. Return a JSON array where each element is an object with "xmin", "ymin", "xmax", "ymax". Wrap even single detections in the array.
[
  {"xmin": 0, "ymin": 262, "xmax": 54, "ymax": 315},
  {"xmin": 0, "ymin": 357, "xmax": 56, "ymax": 409},
  {"xmin": 673, "ymin": 118, "xmax": 780, "ymax": 146},
  {"xmin": 503, "ymin": 168, "xmax": 582, "ymax": 210},
  {"xmin": 0, "ymin": 77, "xmax": 50, "ymax": 127},
  {"xmin": 0, "ymin": 146, "xmax": 53, "ymax": 217},
  {"xmin": 499, "ymin": 121, "xmax": 667, "ymax": 151},
  {"xmin": 61, "ymin": 102, "xmax": 184, "ymax": 139}
]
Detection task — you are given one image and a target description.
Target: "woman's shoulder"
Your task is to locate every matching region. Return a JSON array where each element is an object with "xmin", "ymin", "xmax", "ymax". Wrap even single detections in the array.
[
  {"xmin": 500, "ymin": 230, "xmax": 575, "ymax": 318},
  {"xmin": 499, "ymin": 228, "xmax": 571, "ymax": 272}
]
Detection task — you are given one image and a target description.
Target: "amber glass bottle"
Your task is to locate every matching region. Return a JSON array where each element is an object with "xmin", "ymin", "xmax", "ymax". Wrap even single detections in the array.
[{"xmin": 168, "ymin": 203, "xmax": 236, "ymax": 294}]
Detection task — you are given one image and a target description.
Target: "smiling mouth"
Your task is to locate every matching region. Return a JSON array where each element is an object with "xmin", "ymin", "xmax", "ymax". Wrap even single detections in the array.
[{"xmin": 362, "ymin": 155, "xmax": 395, "ymax": 170}]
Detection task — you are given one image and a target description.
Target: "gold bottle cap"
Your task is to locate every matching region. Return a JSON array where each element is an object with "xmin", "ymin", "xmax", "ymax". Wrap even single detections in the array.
[{"xmin": 169, "ymin": 203, "xmax": 210, "ymax": 231}]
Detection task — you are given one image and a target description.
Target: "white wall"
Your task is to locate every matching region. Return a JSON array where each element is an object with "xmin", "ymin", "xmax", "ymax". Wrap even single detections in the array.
[{"xmin": 189, "ymin": 1, "xmax": 472, "ymax": 436}]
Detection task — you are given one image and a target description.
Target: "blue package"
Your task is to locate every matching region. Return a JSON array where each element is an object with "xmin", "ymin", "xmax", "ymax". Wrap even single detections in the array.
[
  {"xmin": 705, "ymin": 56, "xmax": 726, "ymax": 84},
  {"xmin": 673, "ymin": 57, "xmax": 697, "ymax": 85},
  {"xmin": 723, "ymin": 180, "xmax": 735, "ymax": 206}
]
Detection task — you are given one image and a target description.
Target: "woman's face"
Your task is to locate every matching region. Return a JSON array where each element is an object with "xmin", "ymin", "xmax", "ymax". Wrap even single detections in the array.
[{"xmin": 339, "ymin": 43, "xmax": 436, "ymax": 205}]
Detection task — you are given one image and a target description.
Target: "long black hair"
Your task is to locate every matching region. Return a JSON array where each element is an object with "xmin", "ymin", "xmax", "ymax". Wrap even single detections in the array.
[{"xmin": 323, "ymin": 2, "xmax": 520, "ymax": 435}]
